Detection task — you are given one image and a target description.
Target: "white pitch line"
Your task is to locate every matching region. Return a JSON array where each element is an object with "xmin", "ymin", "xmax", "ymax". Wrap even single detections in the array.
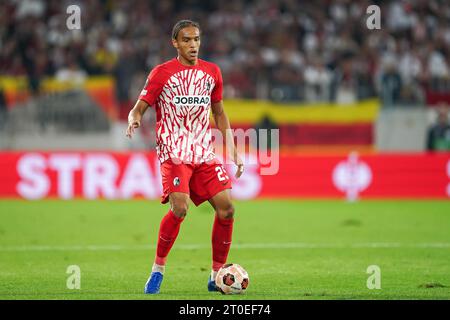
[{"xmin": 0, "ymin": 242, "xmax": 449, "ymax": 252}]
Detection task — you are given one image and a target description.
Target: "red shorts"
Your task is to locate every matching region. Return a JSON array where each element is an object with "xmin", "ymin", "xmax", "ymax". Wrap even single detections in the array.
[{"xmin": 160, "ymin": 158, "xmax": 232, "ymax": 206}]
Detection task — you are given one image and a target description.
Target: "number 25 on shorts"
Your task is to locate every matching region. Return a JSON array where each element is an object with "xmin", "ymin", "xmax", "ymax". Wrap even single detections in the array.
[{"xmin": 215, "ymin": 166, "xmax": 229, "ymax": 181}]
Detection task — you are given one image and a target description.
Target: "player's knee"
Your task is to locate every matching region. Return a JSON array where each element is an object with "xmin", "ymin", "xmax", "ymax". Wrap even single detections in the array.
[
  {"xmin": 217, "ymin": 203, "xmax": 234, "ymax": 220},
  {"xmin": 172, "ymin": 202, "xmax": 188, "ymax": 218}
]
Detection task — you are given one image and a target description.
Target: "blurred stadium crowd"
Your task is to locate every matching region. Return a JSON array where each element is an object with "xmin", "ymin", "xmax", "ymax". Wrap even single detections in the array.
[{"xmin": 0, "ymin": 0, "xmax": 449, "ymax": 109}]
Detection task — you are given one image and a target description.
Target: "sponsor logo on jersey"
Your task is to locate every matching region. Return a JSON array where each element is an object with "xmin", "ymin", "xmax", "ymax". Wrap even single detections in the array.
[
  {"xmin": 173, "ymin": 95, "xmax": 210, "ymax": 106},
  {"xmin": 173, "ymin": 177, "xmax": 180, "ymax": 186}
]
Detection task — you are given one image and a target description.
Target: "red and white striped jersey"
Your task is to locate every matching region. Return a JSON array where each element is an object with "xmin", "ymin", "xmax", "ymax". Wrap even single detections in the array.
[{"xmin": 139, "ymin": 58, "xmax": 223, "ymax": 164}]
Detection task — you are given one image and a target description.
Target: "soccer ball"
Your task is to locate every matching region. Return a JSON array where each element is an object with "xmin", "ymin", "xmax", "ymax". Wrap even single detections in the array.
[{"xmin": 215, "ymin": 263, "xmax": 249, "ymax": 294}]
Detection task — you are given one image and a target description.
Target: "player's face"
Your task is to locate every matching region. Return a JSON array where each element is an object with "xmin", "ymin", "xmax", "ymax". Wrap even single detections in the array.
[{"xmin": 172, "ymin": 26, "xmax": 201, "ymax": 65}]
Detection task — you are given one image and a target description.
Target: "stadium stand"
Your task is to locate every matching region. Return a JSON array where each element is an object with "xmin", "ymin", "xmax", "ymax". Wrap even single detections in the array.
[{"xmin": 0, "ymin": 0, "xmax": 449, "ymax": 151}]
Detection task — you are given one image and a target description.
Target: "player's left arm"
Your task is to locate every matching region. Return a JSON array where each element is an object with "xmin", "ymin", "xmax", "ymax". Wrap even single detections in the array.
[{"xmin": 211, "ymin": 100, "xmax": 244, "ymax": 178}]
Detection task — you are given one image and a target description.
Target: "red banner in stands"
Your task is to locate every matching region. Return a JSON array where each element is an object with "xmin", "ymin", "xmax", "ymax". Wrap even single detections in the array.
[
  {"xmin": 0, "ymin": 152, "xmax": 449, "ymax": 200},
  {"xmin": 232, "ymin": 123, "xmax": 373, "ymax": 145},
  {"xmin": 280, "ymin": 123, "xmax": 373, "ymax": 145}
]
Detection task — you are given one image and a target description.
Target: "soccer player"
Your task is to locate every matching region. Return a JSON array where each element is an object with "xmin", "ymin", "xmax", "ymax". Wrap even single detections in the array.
[{"xmin": 126, "ymin": 20, "xmax": 244, "ymax": 294}]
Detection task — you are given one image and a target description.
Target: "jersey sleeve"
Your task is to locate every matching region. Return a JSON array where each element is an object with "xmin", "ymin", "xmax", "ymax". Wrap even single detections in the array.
[
  {"xmin": 211, "ymin": 65, "xmax": 223, "ymax": 103},
  {"xmin": 138, "ymin": 66, "xmax": 164, "ymax": 107}
]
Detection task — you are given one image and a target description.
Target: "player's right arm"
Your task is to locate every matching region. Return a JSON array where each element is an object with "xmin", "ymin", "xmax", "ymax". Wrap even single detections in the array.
[
  {"xmin": 126, "ymin": 99, "xmax": 149, "ymax": 139},
  {"xmin": 125, "ymin": 65, "xmax": 164, "ymax": 139}
]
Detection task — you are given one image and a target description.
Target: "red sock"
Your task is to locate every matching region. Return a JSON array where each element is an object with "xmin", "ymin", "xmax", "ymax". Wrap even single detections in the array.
[
  {"xmin": 155, "ymin": 209, "xmax": 184, "ymax": 265},
  {"xmin": 211, "ymin": 214, "xmax": 234, "ymax": 271}
]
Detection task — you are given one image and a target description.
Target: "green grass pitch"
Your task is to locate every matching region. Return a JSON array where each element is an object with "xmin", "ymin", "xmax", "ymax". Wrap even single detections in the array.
[{"xmin": 0, "ymin": 199, "xmax": 449, "ymax": 300}]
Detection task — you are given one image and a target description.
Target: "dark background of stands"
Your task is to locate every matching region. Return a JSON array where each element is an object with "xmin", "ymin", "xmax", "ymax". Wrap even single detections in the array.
[{"xmin": 1, "ymin": 0, "xmax": 449, "ymax": 112}]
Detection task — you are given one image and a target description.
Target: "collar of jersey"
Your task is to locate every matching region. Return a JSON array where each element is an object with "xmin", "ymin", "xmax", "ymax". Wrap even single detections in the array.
[{"xmin": 175, "ymin": 57, "xmax": 200, "ymax": 68}]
